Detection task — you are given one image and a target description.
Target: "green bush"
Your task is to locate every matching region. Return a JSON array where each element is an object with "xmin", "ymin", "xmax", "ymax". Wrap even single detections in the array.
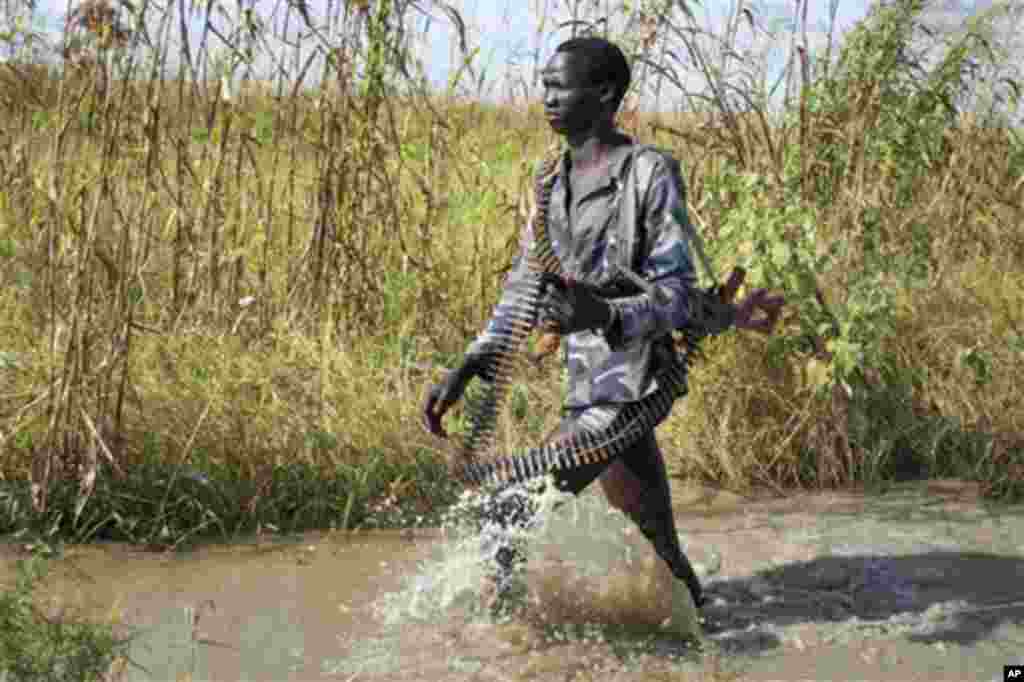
[{"xmin": 0, "ymin": 555, "xmax": 131, "ymax": 681}]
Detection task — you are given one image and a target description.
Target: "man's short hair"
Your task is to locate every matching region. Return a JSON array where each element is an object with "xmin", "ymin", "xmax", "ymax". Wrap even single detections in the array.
[{"xmin": 554, "ymin": 36, "xmax": 631, "ymax": 112}]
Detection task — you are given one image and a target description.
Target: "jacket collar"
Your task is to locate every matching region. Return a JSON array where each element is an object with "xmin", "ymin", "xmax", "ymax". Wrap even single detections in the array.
[{"xmin": 553, "ymin": 134, "xmax": 637, "ymax": 194}]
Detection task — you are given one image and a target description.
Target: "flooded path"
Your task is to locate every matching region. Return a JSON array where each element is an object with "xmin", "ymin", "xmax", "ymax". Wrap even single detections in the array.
[
  {"xmin": 2, "ymin": 532, "xmax": 430, "ymax": 680},
  {"xmin": 2, "ymin": 479, "xmax": 1023, "ymax": 681}
]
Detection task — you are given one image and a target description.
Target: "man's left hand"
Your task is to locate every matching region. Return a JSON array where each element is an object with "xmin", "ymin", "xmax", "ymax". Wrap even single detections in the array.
[
  {"xmin": 718, "ymin": 267, "xmax": 785, "ymax": 335},
  {"xmin": 734, "ymin": 289, "xmax": 785, "ymax": 333},
  {"xmin": 537, "ymin": 273, "xmax": 612, "ymax": 336}
]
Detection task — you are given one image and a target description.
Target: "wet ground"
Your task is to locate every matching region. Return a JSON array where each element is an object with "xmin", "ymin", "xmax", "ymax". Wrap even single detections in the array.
[{"xmin": 2, "ymin": 479, "xmax": 1022, "ymax": 681}]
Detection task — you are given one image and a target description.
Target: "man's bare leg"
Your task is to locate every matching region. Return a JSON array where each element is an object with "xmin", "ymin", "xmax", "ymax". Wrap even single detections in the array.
[
  {"xmin": 477, "ymin": 409, "xmax": 612, "ymax": 610},
  {"xmin": 478, "ymin": 406, "xmax": 703, "ymax": 610},
  {"xmin": 598, "ymin": 435, "xmax": 705, "ymax": 608}
]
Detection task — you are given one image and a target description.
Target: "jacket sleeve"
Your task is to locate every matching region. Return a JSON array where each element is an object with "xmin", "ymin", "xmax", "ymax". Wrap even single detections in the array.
[{"xmin": 604, "ymin": 153, "xmax": 702, "ymax": 349}]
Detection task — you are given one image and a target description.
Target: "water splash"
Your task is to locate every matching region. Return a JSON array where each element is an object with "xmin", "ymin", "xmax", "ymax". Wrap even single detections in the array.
[
  {"xmin": 374, "ymin": 478, "xmax": 700, "ymax": 633},
  {"xmin": 332, "ymin": 479, "xmax": 705, "ymax": 678},
  {"xmin": 375, "ymin": 478, "xmax": 566, "ymax": 626}
]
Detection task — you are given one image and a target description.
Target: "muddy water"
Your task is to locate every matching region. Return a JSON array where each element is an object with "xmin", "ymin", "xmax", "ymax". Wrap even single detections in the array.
[
  {"xmin": 2, "ymin": 480, "xmax": 1023, "ymax": 682},
  {"xmin": 2, "ymin": 533, "xmax": 427, "ymax": 681}
]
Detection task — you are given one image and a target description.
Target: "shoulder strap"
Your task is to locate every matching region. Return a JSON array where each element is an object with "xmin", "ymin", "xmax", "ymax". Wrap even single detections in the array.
[
  {"xmin": 618, "ymin": 144, "xmax": 718, "ymax": 285},
  {"xmin": 617, "ymin": 143, "xmax": 661, "ymax": 273}
]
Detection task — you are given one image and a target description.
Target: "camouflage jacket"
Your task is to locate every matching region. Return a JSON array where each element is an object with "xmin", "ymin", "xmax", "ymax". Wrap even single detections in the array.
[{"xmin": 467, "ymin": 139, "xmax": 700, "ymax": 409}]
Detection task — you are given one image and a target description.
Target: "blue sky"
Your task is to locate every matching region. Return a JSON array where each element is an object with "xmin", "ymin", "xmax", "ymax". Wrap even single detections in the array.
[
  {"xmin": 20, "ymin": 1, "xmax": 874, "ymax": 85},
  {"xmin": 16, "ymin": 1, "xmax": 1022, "ymax": 115},
  {"xmin": 418, "ymin": 2, "xmax": 871, "ymax": 85},
  {"xmin": 405, "ymin": 0, "xmax": 878, "ymax": 107}
]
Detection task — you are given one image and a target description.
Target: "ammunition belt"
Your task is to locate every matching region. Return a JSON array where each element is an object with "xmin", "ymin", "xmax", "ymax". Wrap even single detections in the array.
[{"xmin": 454, "ymin": 150, "xmax": 705, "ymax": 489}]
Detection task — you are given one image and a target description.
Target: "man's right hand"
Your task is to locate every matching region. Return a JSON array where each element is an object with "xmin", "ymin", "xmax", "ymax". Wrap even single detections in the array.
[{"xmin": 422, "ymin": 353, "xmax": 488, "ymax": 439}]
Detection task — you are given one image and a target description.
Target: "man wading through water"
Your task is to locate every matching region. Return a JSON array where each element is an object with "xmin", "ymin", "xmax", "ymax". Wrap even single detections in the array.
[{"xmin": 422, "ymin": 37, "xmax": 785, "ymax": 623}]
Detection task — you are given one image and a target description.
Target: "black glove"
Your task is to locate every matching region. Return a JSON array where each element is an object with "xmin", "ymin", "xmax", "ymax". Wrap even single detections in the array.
[
  {"xmin": 422, "ymin": 352, "xmax": 489, "ymax": 439},
  {"xmin": 537, "ymin": 273, "xmax": 613, "ymax": 336}
]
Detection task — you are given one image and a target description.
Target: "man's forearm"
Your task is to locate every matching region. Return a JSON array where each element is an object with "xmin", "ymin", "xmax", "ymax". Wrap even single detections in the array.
[
  {"xmin": 603, "ymin": 275, "xmax": 691, "ymax": 348},
  {"xmin": 603, "ymin": 275, "xmax": 735, "ymax": 349}
]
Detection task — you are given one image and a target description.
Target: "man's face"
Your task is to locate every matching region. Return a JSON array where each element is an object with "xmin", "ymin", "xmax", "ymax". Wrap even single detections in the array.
[{"xmin": 541, "ymin": 51, "xmax": 614, "ymax": 136}]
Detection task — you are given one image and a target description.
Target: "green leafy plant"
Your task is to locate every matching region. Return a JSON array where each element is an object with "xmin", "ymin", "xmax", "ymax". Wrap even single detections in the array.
[{"xmin": 0, "ymin": 555, "xmax": 132, "ymax": 681}]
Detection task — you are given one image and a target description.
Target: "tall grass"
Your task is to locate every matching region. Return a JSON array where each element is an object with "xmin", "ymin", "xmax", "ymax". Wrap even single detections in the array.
[
  {"xmin": 0, "ymin": 0, "xmax": 1021, "ymax": 548},
  {"xmin": 643, "ymin": 0, "xmax": 1024, "ymax": 497}
]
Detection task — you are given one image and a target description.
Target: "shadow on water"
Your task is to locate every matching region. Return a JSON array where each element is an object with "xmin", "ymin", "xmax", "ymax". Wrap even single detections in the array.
[
  {"xmin": 682, "ymin": 483, "xmax": 1024, "ymax": 658},
  {"xmin": 701, "ymin": 551, "xmax": 1024, "ymax": 655}
]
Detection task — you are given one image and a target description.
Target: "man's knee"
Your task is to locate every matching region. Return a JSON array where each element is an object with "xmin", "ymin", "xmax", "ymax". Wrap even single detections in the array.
[{"xmin": 598, "ymin": 458, "xmax": 648, "ymax": 516}]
